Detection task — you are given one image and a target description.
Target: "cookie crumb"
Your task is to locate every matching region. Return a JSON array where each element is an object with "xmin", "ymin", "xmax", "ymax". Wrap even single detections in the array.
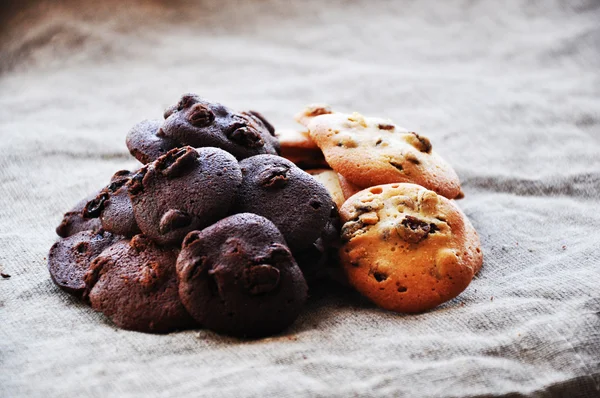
[
  {"xmin": 490, "ymin": 296, "xmax": 494, "ymax": 301},
  {"xmin": 562, "ymin": 245, "xmax": 566, "ymax": 250},
  {"xmin": 1, "ymin": 273, "xmax": 10, "ymax": 278}
]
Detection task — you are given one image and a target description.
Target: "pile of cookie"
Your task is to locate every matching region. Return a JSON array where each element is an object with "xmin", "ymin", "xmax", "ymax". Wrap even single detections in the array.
[{"xmin": 48, "ymin": 94, "xmax": 482, "ymax": 338}]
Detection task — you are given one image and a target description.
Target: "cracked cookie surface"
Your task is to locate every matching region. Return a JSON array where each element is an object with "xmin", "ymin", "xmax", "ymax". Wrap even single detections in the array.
[
  {"xmin": 339, "ymin": 183, "xmax": 482, "ymax": 313},
  {"xmin": 307, "ymin": 112, "xmax": 462, "ymax": 199}
]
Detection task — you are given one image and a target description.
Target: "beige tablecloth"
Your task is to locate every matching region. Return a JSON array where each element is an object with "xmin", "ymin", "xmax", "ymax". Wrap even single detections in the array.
[{"xmin": 1, "ymin": 1, "xmax": 599, "ymax": 397}]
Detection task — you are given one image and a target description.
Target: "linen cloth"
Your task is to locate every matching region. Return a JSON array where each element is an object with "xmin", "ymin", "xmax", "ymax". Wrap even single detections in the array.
[{"xmin": 1, "ymin": 1, "xmax": 599, "ymax": 397}]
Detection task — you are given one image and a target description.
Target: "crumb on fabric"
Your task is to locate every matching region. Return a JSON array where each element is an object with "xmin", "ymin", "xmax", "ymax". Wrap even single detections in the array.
[{"xmin": 1, "ymin": 273, "xmax": 11, "ymax": 278}]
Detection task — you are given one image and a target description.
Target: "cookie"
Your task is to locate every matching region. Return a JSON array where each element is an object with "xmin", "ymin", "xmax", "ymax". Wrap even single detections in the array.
[
  {"xmin": 294, "ymin": 103, "xmax": 334, "ymax": 127},
  {"xmin": 307, "ymin": 112, "xmax": 462, "ymax": 199},
  {"xmin": 128, "ymin": 146, "xmax": 242, "ymax": 246},
  {"xmin": 161, "ymin": 94, "xmax": 279, "ymax": 160},
  {"xmin": 126, "ymin": 119, "xmax": 180, "ymax": 164},
  {"xmin": 233, "ymin": 155, "xmax": 335, "ymax": 253},
  {"xmin": 48, "ymin": 229, "xmax": 119, "ymax": 297},
  {"xmin": 339, "ymin": 183, "xmax": 482, "ymax": 313},
  {"xmin": 85, "ymin": 235, "xmax": 195, "ymax": 333},
  {"xmin": 177, "ymin": 213, "xmax": 307, "ymax": 337},
  {"xmin": 306, "ymin": 169, "xmax": 346, "ymax": 208},
  {"xmin": 277, "ymin": 128, "xmax": 328, "ymax": 169},
  {"xmin": 55, "ymin": 190, "xmax": 103, "ymax": 238},
  {"xmin": 84, "ymin": 170, "xmax": 141, "ymax": 237}
]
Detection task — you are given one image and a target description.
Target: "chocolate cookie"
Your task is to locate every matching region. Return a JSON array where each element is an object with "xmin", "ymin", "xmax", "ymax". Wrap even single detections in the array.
[
  {"xmin": 307, "ymin": 112, "xmax": 462, "ymax": 199},
  {"xmin": 48, "ymin": 229, "xmax": 119, "ymax": 297},
  {"xmin": 161, "ymin": 94, "xmax": 279, "ymax": 160},
  {"xmin": 177, "ymin": 213, "xmax": 307, "ymax": 337},
  {"xmin": 126, "ymin": 119, "xmax": 180, "ymax": 165},
  {"xmin": 128, "ymin": 146, "xmax": 242, "ymax": 246},
  {"xmin": 84, "ymin": 170, "xmax": 141, "ymax": 237},
  {"xmin": 339, "ymin": 183, "xmax": 483, "ymax": 313},
  {"xmin": 55, "ymin": 190, "xmax": 103, "ymax": 238},
  {"xmin": 85, "ymin": 235, "xmax": 195, "ymax": 333},
  {"xmin": 233, "ymin": 155, "xmax": 335, "ymax": 253}
]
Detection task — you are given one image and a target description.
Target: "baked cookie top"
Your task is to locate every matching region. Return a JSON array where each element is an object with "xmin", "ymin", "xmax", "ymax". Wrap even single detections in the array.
[
  {"xmin": 307, "ymin": 112, "xmax": 462, "ymax": 199},
  {"xmin": 339, "ymin": 183, "xmax": 482, "ymax": 313},
  {"xmin": 177, "ymin": 213, "xmax": 307, "ymax": 337},
  {"xmin": 85, "ymin": 235, "xmax": 195, "ymax": 333},
  {"xmin": 128, "ymin": 146, "xmax": 242, "ymax": 246},
  {"xmin": 161, "ymin": 94, "xmax": 280, "ymax": 160}
]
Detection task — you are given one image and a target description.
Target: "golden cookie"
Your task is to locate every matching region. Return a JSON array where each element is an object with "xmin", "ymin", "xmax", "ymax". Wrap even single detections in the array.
[
  {"xmin": 307, "ymin": 112, "xmax": 462, "ymax": 199},
  {"xmin": 276, "ymin": 128, "xmax": 327, "ymax": 169},
  {"xmin": 339, "ymin": 183, "xmax": 482, "ymax": 313},
  {"xmin": 306, "ymin": 169, "xmax": 345, "ymax": 208}
]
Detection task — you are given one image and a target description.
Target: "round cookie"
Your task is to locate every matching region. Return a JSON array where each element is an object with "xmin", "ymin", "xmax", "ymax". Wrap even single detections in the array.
[
  {"xmin": 85, "ymin": 235, "xmax": 195, "ymax": 333},
  {"xmin": 177, "ymin": 213, "xmax": 308, "ymax": 337},
  {"xmin": 128, "ymin": 146, "xmax": 242, "ymax": 246},
  {"xmin": 55, "ymin": 190, "xmax": 103, "ymax": 238},
  {"xmin": 233, "ymin": 155, "xmax": 335, "ymax": 253},
  {"xmin": 48, "ymin": 229, "xmax": 119, "ymax": 297},
  {"xmin": 161, "ymin": 94, "xmax": 279, "ymax": 160},
  {"xmin": 306, "ymin": 169, "xmax": 345, "ymax": 209},
  {"xmin": 126, "ymin": 119, "xmax": 180, "ymax": 165},
  {"xmin": 277, "ymin": 129, "xmax": 328, "ymax": 169},
  {"xmin": 339, "ymin": 183, "xmax": 482, "ymax": 313},
  {"xmin": 307, "ymin": 112, "xmax": 462, "ymax": 199},
  {"xmin": 84, "ymin": 170, "xmax": 141, "ymax": 237}
]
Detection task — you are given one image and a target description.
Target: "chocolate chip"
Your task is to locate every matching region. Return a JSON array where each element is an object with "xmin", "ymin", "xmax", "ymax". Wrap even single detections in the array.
[
  {"xmin": 228, "ymin": 125, "xmax": 264, "ymax": 148},
  {"xmin": 243, "ymin": 264, "xmax": 280, "ymax": 295},
  {"xmin": 389, "ymin": 160, "xmax": 404, "ymax": 172},
  {"xmin": 187, "ymin": 104, "xmax": 215, "ymax": 127},
  {"xmin": 177, "ymin": 94, "xmax": 197, "ymax": 111},
  {"xmin": 378, "ymin": 123, "xmax": 395, "ymax": 130},
  {"xmin": 258, "ymin": 165, "xmax": 290, "ymax": 188},
  {"xmin": 396, "ymin": 215, "xmax": 432, "ymax": 243},
  {"xmin": 373, "ymin": 272, "xmax": 388, "ymax": 282},
  {"xmin": 409, "ymin": 132, "xmax": 432, "ymax": 153},
  {"xmin": 83, "ymin": 192, "xmax": 109, "ymax": 218},
  {"xmin": 128, "ymin": 167, "xmax": 148, "ymax": 196},
  {"xmin": 159, "ymin": 209, "xmax": 193, "ymax": 234}
]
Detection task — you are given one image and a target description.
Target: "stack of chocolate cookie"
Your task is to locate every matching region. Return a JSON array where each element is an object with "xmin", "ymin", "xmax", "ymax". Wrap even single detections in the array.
[
  {"xmin": 278, "ymin": 105, "xmax": 483, "ymax": 313},
  {"xmin": 49, "ymin": 94, "xmax": 335, "ymax": 337},
  {"xmin": 49, "ymin": 95, "xmax": 483, "ymax": 337}
]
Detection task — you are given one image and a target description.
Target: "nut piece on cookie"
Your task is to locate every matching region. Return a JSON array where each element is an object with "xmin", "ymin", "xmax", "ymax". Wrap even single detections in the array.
[
  {"xmin": 339, "ymin": 183, "xmax": 482, "ymax": 313},
  {"xmin": 233, "ymin": 155, "xmax": 335, "ymax": 253},
  {"xmin": 128, "ymin": 146, "xmax": 242, "ymax": 246},
  {"xmin": 85, "ymin": 235, "xmax": 196, "ymax": 333},
  {"xmin": 307, "ymin": 112, "xmax": 462, "ymax": 199},
  {"xmin": 176, "ymin": 213, "xmax": 307, "ymax": 337},
  {"xmin": 160, "ymin": 94, "xmax": 279, "ymax": 160}
]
